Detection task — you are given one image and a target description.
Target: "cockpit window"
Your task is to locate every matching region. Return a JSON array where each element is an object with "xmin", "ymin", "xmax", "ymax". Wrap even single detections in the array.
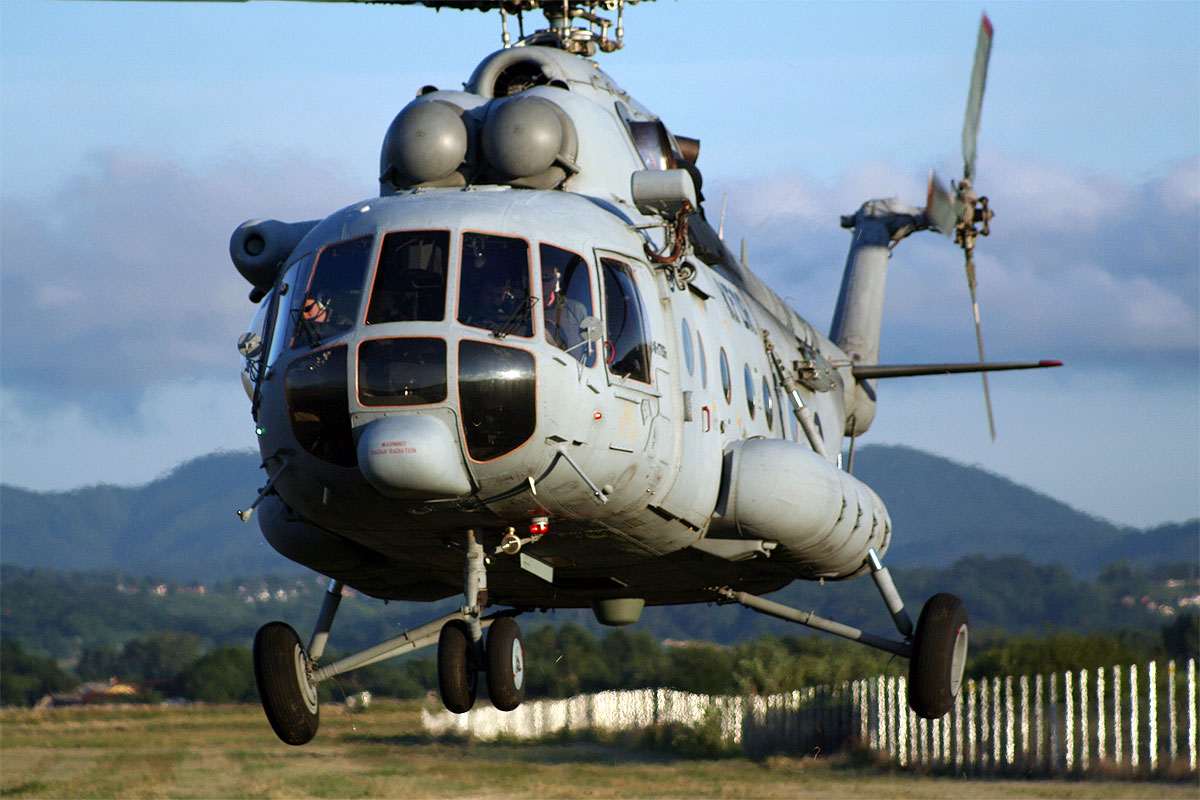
[
  {"xmin": 358, "ymin": 337, "xmax": 446, "ymax": 407},
  {"xmin": 458, "ymin": 339, "xmax": 536, "ymax": 461},
  {"xmin": 286, "ymin": 345, "xmax": 356, "ymax": 467},
  {"xmin": 600, "ymin": 258, "xmax": 652, "ymax": 384},
  {"xmin": 540, "ymin": 244, "xmax": 595, "ymax": 366},
  {"xmin": 457, "ymin": 233, "xmax": 533, "ymax": 338},
  {"xmin": 291, "ymin": 236, "xmax": 372, "ymax": 349},
  {"xmin": 365, "ymin": 230, "xmax": 449, "ymax": 324}
]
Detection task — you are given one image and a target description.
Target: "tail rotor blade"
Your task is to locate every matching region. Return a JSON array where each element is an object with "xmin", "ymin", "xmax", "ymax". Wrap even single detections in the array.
[
  {"xmin": 962, "ymin": 14, "xmax": 993, "ymax": 184},
  {"xmin": 925, "ymin": 170, "xmax": 960, "ymax": 237}
]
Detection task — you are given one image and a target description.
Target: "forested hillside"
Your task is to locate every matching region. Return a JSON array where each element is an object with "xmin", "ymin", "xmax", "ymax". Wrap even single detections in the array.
[
  {"xmin": 3, "ymin": 446, "xmax": 1195, "ymax": 581},
  {"xmin": 4, "ymin": 558, "xmax": 1195, "ymax": 662}
]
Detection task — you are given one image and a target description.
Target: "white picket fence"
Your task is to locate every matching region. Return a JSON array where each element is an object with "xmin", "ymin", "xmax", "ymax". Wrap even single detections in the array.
[{"xmin": 422, "ymin": 659, "xmax": 1199, "ymax": 777}]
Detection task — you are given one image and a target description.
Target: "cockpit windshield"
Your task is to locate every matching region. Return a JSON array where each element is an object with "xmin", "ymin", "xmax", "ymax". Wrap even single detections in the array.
[
  {"xmin": 366, "ymin": 230, "xmax": 449, "ymax": 324},
  {"xmin": 457, "ymin": 232, "xmax": 533, "ymax": 338}
]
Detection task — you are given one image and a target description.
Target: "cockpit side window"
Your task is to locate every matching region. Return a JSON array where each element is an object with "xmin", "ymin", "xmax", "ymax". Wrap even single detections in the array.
[
  {"xmin": 600, "ymin": 258, "xmax": 652, "ymax": 384},
  {"xmin": 291, "ymin": 236, "xmax": 372, "ymax": 349},
  {"xmin": 365, "ymin": 230, "xmax": 449, "ymax": 324},
  {"xmin": 457, "ymin": 232, "xmax": 533, "ymax": 338},
  {"xmin": 539, "ymin": 243, "xmax": 595, "ymax": 366},
  {"xmin": 267, "ymin": 256, "xmax": 308, "ymax": 368}
]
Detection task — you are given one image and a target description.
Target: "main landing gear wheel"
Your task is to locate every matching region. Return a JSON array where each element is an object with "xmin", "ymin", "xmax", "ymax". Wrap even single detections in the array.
[
  {"xmin": 908, "ymin": 593, "xmax": 969, "ymax": 719},
  {"xmin": 486, "ymin": 616, "xmax": 525, "ymax": 711},
  {"xmin": 437, "ymin": 619, "xmax": 478, "ymax": 713},
  {"xmin": 253, "ymin": 621, "xmax": 320, "ymax": 746}
]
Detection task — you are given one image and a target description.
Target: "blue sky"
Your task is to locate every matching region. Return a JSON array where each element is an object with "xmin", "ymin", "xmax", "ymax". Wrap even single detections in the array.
[{"xmin": 1, "ymin": 0, "xmax": 1197, "ymax": 528}]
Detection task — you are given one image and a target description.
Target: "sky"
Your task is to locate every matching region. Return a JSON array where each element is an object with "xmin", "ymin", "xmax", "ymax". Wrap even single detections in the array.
[{"xmin": 1, "ymin": 0, "xmax": 1197, "ymax": 529}]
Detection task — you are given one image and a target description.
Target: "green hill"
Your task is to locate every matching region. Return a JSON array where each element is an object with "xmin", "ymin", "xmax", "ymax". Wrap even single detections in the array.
[
  {"xmin": 0, "ymin": 452, "xmax": 288, "ymax": 582},
  {"xmin": 1, "ymin": 446, "xmax": 1194, "ymax": 582}
]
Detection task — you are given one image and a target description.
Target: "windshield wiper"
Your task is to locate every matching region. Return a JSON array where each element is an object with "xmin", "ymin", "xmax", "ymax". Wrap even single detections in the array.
[{"xmin": 493, "ymin": 297, "xmax": 535, "ymax": 339}]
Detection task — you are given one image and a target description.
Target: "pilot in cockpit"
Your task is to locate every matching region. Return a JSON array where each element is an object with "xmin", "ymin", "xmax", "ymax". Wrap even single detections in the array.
[
  {"xmin": 542, "ymin": 265, "xmax": 588, "ymax": 352},
  {"xmin": 466, "ymin": 280, "xmax": 522, "ymax": 331}
]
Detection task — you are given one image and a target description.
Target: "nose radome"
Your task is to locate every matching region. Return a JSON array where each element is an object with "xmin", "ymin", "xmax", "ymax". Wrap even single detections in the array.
[{"xmin": 357, "ymin": 415, "xmax": 473, "ymax": 499}]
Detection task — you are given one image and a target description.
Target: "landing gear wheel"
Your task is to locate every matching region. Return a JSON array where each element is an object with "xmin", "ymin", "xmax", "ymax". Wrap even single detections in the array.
[
  {"xmin": 253, "ymin": 621, "xmax": 320, "ymax": 746},
  {"xmin": 908, "ymin": 593, "xmax": 969, "ymax": 719},
  {"xmin": 486, "ymin": 617, "xmax": 525, "ymax": 711},
  {"xmin": 437, "ymin": 620, "xmax": 478, "ymax": 713}
]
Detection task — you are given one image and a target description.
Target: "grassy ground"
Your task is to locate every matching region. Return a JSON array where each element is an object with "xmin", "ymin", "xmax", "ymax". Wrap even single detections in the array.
[{"xmin": 1, "ymin": 701, "xmax": 1196, "ymax": 800}]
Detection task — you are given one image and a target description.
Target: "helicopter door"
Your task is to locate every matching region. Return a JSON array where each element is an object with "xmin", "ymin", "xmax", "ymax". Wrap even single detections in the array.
[
  {"xmin": 645, "ymin": 264, "xmax": 724, "ymax": 530},
  {"xmin": 595, "ymin": 253, "xmax": 670, "ymax": 463}
]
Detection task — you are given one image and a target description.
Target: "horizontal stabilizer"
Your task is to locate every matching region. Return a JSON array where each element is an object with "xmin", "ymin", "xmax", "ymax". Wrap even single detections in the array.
[{"xmin": 853, "ymin": 360, "xmax": 1061, "ymax": 380}]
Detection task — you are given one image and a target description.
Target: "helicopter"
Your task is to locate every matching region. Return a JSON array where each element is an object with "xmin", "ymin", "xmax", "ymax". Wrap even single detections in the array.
[{"xmin": 228, "ymin": 1, "xmax": 1060, "ymax": 746}]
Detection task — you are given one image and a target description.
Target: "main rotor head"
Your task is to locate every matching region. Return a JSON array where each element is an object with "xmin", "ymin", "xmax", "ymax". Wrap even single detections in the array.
[{"xmin": 389, "ymin": 0, "xmax": 648, "ymax": 55}]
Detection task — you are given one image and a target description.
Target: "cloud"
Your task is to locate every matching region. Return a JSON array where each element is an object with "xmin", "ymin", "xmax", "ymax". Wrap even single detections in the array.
[
  {"xmin": 0, "ymin": 379, "xmax": 253, "ymax": 491},
  {"xmin": 1, "ymin": 147, "xmax": 368, "ymax": 416},
  {"xmin": 711, "ymin": 156, "xmax": 1200, "ymax": 369}
]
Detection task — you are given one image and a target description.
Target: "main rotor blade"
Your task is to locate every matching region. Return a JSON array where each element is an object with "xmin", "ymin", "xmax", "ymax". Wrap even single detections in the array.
[
  {"xmin": 962, "ymin": 14, "xmax": 993, "ymax": 184},
  {"xmin": 965, "ymin": 257, "xmax": 996, "ymax": 440}
]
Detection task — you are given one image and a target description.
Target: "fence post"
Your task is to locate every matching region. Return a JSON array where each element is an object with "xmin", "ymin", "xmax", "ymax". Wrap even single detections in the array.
[
  {"xmin": 1034, "ymin": 673, "xmax": 1045, "ymax": 772},
  {"xmin": 1065, "ymin": 671, "xmax": 1075, "ymax": 773},
  {"xmin": 1097, "ymin": 667, "xmax": 1106, "ymax": 764},
  {"xmin": 992, "ymin": 676, "xmax": 1003, "ymax": 767},
  {"xmin": 1188, "ymin": 659, "xmax": 1196, "ymax": 772},
  {"xmin": 1079, "ymin": 669, "xmax": 1089, "ymax": 772},
  {"xmin": 954, "ymin": 681, "xmax": 965, "ymax": 771},
  {"xmin": 1005, "ymin": 675, "xmax": 1015, "ymax": 769},
  {"xmin": 1049, "ymin": 673, "xmax": 1059, "ymax": 775},
  {"xmin": 1130, "ymin": 664, "xmax": 1139, "ymax": 772},
  {"xmin": 1114, "ymin": 665, "xmax": 1123, "ymax": 769},
  {"xmin": 1149, "ymin": 661, "xmax": 1158, "ymax": 773},
  {"xmin": 979, "ymin": 681, "xmax": 988, "ymax": 772},
  {"xmin": 1019, "ymin": 674, "xmax": 1029, "ymax": 771},
  {"xmin": 967, "ymin": 679, "xmax": 978, "ymax": 772},
  {"xmin": 878, "ymin": 681, "xmax": 888, "ymax": 753},
  {"xmin": 1168, "ymin": 660, "xmax": 1177, "ymax": 766}
]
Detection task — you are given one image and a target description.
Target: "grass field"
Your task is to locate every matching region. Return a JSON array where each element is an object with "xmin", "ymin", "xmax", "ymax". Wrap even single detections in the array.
[{"xmin": 1, "ymin": 701, "xmax": 1196, "ymax": 799}]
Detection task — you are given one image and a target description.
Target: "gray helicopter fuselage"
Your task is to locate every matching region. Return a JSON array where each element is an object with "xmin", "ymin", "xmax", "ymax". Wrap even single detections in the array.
[{"xmin": 237, "ymin": 45, "xmax": 893, "ymax": 611}]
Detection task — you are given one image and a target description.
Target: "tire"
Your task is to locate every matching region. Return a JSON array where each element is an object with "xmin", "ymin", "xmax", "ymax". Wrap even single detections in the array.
[
  {"xmin": 253, "ymin": 621, "xmax": 320, "ymax": 746},
  {"xmin": 486, "ymin": 617, "xmax": 525, "ymax": 712},
  {"xmin": 437, "ymin": 620, "xmax": 477, "ymax": 713},
  {"xmin": 908, "ymin": 593, "xmax": 969, "ymax": 719}
]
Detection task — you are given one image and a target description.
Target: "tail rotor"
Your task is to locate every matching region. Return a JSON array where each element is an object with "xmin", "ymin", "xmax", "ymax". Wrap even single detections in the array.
[{"xmin": 925, "ymin": 14, "xmax": 998, "ymax": 438}]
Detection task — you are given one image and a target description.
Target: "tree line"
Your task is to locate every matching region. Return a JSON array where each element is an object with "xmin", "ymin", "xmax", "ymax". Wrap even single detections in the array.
[{"xmin": 4, "ymin": 613, "xmax": 1195, "ymax": 708}]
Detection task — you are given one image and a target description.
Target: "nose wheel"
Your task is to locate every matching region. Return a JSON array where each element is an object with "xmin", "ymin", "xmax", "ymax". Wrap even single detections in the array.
[
  {"xmin": 437, "ymin": 619, "xmax": 479, "ymax": 713},
  {"xmin": 436, "ymin": 615, "xmax": 525, "ymax": 713},
  {"xmin": 485, "ymin": 616, "xmax": 525, "ymax": 711},
  {"xmin": 253, "ymin": 621, "xmax": 320, "ymax": 746}
]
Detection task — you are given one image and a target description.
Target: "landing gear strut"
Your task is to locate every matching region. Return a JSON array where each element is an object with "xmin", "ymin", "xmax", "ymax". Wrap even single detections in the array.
[
  {"xmin": 251, "ymin": 530, "xmax": 525, "ymax": 745},
  {"xmin": 717, "ymin": 547, "xmax": 968, "ymax": 720}
]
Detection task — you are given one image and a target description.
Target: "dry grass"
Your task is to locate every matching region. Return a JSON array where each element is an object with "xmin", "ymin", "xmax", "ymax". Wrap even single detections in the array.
[{"xmin": 2, "ymin": 701, "xmax": 1196, "ymax": 799}]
